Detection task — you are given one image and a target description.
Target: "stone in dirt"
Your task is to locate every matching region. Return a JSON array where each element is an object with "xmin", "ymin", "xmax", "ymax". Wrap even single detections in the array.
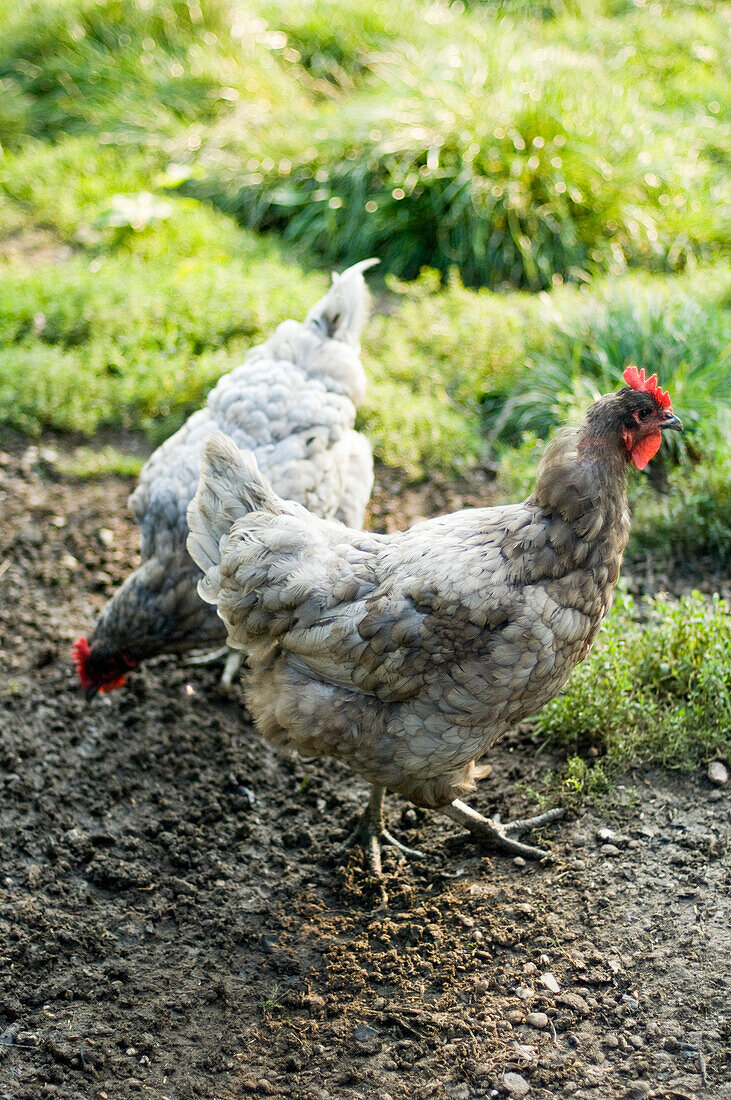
[
  {"xmin": 558, "ymin": 992, "xmax": 591, "ymax": 1016},
  {"xmin": 540, "ymin": 971, "xmax": 560, "ymax": 993},
  {"xmin": 503, "ymin": 1071, "xmax": 530, "ymax": 1097},
  {"xmin": 708, "ymin": 761, "xmax": 728, "ymax": 786}
]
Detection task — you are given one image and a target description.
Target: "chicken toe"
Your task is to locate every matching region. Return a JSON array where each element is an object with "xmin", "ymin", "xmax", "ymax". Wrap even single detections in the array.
[
  {"xmin": 444, "ymin": 800, "xmax": 565, "ymax": 861},
  {"xmin": 335, "ymin": 785, "xmax": 424, "ymax": 877},
  {"xmin": 188, "ymin": 645, "xmax": 229, "ymax": 665}
]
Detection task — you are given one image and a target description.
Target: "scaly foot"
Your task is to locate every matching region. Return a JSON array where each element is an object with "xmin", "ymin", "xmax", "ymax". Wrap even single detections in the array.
[
  {"xmin": 444, "ymin": 800, "xmax": 565, "ymax": 860},
  {"xmin": 335, "ymin": 785, "xmax": 424, "ymax": 877}
]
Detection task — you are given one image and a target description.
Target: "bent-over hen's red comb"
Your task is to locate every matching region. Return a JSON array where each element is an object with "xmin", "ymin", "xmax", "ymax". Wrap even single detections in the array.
[
  {"xmin": 72, "ymin": 637, "xmax": 93, "ymax": 690},
  {"xmin": 623, "ymin": 365, "xmax": 672, "ymax": 410}
]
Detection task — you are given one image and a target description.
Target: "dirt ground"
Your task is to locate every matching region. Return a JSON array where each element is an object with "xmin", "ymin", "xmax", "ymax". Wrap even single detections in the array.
[{"xmin": 0, "ymin": 439, "xmax": 729, "ymax": 1100}]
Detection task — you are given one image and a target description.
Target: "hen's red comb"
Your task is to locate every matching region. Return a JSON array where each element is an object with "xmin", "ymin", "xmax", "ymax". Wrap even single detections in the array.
[
  {"xmin": 72, "ymin": 637, "xmax": 93, "ymax": 690},
  {"xmin": 623, "ymin": 365, "xmax": 672, "ymax": 410}
]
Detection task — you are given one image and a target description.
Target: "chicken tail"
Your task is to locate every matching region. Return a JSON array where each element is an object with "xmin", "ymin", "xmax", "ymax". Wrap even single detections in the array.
[
  {"xmin": 305, "ymin": 258, "xmax": 379, "ymax": 348},
  {"xmin": 186, "ymin": 431, "xmax": 283, "ymax": 601}
]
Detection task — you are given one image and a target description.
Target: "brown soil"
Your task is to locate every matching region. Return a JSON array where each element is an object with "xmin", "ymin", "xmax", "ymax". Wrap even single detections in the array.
[{"xmin": 0, "ymin": 441, "xmax": 729, "ymax": 1100}]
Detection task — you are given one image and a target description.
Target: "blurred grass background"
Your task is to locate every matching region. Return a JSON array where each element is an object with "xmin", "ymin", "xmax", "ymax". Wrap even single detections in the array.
[{"xmin": 0, "ymin": 0, "xmax": 729, "ymax": 779}]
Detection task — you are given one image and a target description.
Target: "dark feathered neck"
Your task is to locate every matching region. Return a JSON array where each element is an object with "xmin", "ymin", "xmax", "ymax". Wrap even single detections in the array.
[{"xmin": 528, "ymin": 427, "xmax": 630, "ymax": 548}]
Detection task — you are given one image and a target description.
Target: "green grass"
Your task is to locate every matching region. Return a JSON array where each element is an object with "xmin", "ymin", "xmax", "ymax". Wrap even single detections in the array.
[
  {"xmin": 184, "ymin": 0, "xmax": 730, "ymax": 289},
  {"xmin": 2, "ymin": 194, "xmax": 728, "ymax": 479},
  {"xmin": 536, "ymin": 591, "xmax": 731, "ymax": 772},
  {"xmin": 55, "ymin": 445, "xmax": 145, "ymax": 479},
  {"xmin": 0, "ymin": 201, "xmax": 329, "ymax": 440},
  {"xmin": 0, "ymin": 0, "xmax": 306, "ymax": 145}
]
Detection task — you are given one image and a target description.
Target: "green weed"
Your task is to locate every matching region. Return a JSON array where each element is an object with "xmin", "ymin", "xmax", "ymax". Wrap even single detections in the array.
[{"xmin": 536, "ymin": 592, "xmax": 731, "ymax": 771}]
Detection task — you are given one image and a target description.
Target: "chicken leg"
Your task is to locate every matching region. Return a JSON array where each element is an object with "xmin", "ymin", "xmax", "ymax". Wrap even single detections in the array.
[
  {"xmin": 444, "ymin": 800, "xmax": 565, "ymax": 860},
  {"xmin": 188, "ymin": 645, "xmax": 243, "ymax": 690},
  {"xmin": 336, "ymin": 784, "xmax": 424, "ymax": 877}
]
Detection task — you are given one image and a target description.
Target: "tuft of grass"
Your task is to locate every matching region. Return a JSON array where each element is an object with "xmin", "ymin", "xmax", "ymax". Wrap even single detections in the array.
[
  {"xmin": 189, "ymin": 0, "xmax": 729, "ymax": 289},
  {"xmin": 536, "ymin": 591, "xmax": 731, "ymax": 772},
  {"xmin": 546, "ymin": 754, "xmax": 612, "ymax": 808},
  {"xmin": 54, "ymin": 445, "xmax": 144, "ymax": 479},
  {"xmin": 483, "ymin": 265, "xmax": 731, "ymax": 450}
]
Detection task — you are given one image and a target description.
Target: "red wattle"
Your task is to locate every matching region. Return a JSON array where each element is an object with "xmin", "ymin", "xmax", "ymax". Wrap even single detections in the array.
[
  {"xmin": 631, "ymin": 431, "xmax": 662, "ymax": 470},
  {"xmin": 99, "ymin": 675, "xmax": 127, "ymax": 693}
]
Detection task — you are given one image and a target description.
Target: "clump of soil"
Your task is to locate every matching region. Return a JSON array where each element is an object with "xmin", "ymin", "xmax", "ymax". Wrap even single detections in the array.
[{"xmin": 0, "ymin": 443, "xmax": 729, "ymax": 1100}]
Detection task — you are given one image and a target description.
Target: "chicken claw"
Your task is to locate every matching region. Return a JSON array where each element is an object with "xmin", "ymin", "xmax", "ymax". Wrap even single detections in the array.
[
  {"xmin": 444, "ymin": 800, "xmax": 565, "ymax": 861},
  {"xmin": 335, "ymin": 785, "xmax": 424, "ymax": 877}
]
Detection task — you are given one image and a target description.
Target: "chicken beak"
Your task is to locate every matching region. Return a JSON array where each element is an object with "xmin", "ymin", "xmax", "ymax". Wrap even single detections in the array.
[
  {"xmin": 85, "ymin": 684, "xmax": 100, "ymax": 703},
  {"xmin": 661, "ymin": 413, "xmax": 683, "ymax": 432}
]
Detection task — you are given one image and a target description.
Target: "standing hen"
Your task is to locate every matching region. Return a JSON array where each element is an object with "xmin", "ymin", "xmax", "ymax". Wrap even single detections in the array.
[
  {"xmin": 186, "ymin": 367, "xmax": 681, "ymax": 871},
  {"xmin": 73, "ymin": 259, "xmax": 378, "ymax": 697}
]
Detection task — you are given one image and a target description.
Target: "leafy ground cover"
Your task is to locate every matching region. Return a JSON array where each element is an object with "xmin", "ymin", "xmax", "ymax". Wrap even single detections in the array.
[{"xmin": 535, "ymin": 590, "xmax": 731, "ymax": 798}]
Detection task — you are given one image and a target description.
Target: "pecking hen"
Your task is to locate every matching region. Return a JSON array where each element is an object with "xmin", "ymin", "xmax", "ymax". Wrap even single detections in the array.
[
  {"xmin": 73, "ymin": 258, "xmax": 378, "ymax": 697},
  {"xmin": 186, "ymin": 367, "xmax": 681, "ymax": 873}
]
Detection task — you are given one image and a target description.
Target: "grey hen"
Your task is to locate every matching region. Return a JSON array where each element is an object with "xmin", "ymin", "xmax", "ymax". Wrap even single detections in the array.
[
  {"xmin": 73, "ymin": 259, "xmax": 378, "ymax": 697},
  {"xmin": 186, "ymin": 368, "xmax": 681, "ymax": 872}
]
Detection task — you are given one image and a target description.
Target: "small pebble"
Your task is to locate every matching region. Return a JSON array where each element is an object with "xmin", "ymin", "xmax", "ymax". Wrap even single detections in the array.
[
  {"xmin": 540, "ymin": 971, "xmax": 560, "ymax": 993},
  {"xmin": 503, "ymin": 1071, "xmax": 530, "ymax": 1098},
  {"xmin": 600, "ymin": 843, "xmax": 621, "ymax": 856},
  {"xmin": 526, "ymin": 1012, "xmax": 549, "ymax": 1030},
  {"xmin": 708, "ymin": 761, "xmax": 728, "ymax": 786},
  {"xmin": 558, "ymin": 991, "xmax": 591, "ymax": 1016},
  {"xmin": 513, "ymin": 856, "xmax": 527, "ymax": 867},
  {"xmin": 353, "ymin": 1023, "xmax": 378, "ymax": 1044},
  {"xmin": 623, "ymin": 1083, "xmax": 650, "ymax": 1100}
]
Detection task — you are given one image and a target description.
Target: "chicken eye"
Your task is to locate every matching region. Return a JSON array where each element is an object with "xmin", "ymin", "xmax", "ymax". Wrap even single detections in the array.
[{"xmin": 638, "ymin": 408, "xmax": 651, "ymax": 421}]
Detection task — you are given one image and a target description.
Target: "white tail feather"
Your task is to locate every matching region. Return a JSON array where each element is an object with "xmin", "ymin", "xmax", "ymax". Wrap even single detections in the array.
[
  {"xmin": 305, "ymin": 258, "xmax": 379, "ymax": 348},
  {"xmin": 186, "ymin": 432, "xmax": 281, "ymax": 598}
]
